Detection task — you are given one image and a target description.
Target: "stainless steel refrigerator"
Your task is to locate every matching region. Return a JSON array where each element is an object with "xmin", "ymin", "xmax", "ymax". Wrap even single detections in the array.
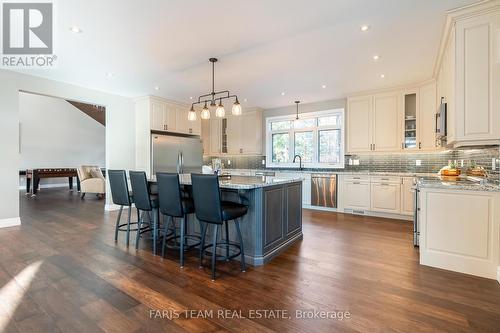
[{"xmin": 151, "ymin": 133, "xmax": 203, "ymax": 175}]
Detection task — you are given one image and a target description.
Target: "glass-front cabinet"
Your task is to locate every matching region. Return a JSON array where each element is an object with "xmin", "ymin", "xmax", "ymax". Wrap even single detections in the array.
[{"xmin": 403, "ymin": 90, "xmax": 418, "ymax": 150}]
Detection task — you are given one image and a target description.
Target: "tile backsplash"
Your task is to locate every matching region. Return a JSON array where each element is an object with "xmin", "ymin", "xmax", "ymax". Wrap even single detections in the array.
[{"xmin": 204, "ymin": 146, "xmax": 500, "ymax": 178}]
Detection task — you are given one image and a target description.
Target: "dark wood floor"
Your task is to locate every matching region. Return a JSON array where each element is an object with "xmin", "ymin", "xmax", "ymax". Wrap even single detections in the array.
[{"xmin": 0, "ymin": 189, "xmax": 499, "ymax": 332}]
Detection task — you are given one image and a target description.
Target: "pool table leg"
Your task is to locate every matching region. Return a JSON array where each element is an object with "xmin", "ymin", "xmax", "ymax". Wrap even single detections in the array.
[{"xmin": 26, "ymin": 177, "xmax": 31, "ymax": 195}]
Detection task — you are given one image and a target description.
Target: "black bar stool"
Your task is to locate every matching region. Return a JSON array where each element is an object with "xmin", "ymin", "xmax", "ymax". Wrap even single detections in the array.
[
  {"xmin": 156, "ymin": 172, "xmax": 201, "ymax": 267},
  {"xmin": 191, "ymin": 174, "xmax": 248, "ymax": 280},
  {"xmin": 108, "ymin": 170, "xmax": 144, "ymax": 246},
  {"xmin": 129, "ymin": 171, "xmax": 161, "ymax": 255}
]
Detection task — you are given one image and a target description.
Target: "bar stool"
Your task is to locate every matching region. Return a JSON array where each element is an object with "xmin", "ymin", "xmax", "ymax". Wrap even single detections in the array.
[
  {"xmin": 129, "ymin": 171, "xmax": 161, "ymax": 255},
  {"xmin": 156, "ymin": 172, "xmax": 201, "ymax": 267},
  {"xmin": 191, "ymin": 174, "xmax": 248, "ymax": 280},
  {"xmin": 108, "ymin": 170, "xmax": 143, "ymax": 246}
]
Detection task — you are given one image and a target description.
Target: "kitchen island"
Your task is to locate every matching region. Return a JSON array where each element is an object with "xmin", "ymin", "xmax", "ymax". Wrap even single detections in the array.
[{"xmin": 150, "ymin": 174, "xmax": 304, "ymax": 266}]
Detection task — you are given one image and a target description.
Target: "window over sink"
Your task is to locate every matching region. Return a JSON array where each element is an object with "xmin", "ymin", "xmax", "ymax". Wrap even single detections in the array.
[{"xmin": 266, "ymin": 109, "xmax": 345, "ymax": 169}]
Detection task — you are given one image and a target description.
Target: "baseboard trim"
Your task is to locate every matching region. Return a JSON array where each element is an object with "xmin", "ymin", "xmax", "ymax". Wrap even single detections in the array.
[
  {"xmin": 18, "ymin": 183, "xmax": 74, "ymax": 190},
  {"xmin": 0, "ymin": 217, "xmax": 21, "ymax": 228}
]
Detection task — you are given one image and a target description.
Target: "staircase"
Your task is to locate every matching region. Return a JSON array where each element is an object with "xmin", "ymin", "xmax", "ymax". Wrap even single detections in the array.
[{"xmin": 67, "ymin": 101, "xmax": 106, "ymax": 126}]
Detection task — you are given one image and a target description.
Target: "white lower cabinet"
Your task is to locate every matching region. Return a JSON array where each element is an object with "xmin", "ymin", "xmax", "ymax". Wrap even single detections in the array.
[
  {"xmin": 370, "ymin": 182, "xmax": 400, "ymax": 213},
  {"xmin": 343, "ymin": 180, "xmax": 371, "ymax": 210},
  {"xmin": 339, "ymin": 175, "xmax": 414, "ymax": 219},
  {"xmin": 400, "ymin": 177, "xmax": 415, "ymax": 215},
  {"xmin": 419, "ymin": 188, "xmax": 500, "ymax": 279}
]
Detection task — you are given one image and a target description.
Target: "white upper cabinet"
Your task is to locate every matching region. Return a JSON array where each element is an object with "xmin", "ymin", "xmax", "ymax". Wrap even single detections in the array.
[
  {"xmin": 139, "ymin": 96, "xmax": 201, "ymax": 136},
  {"xmin": 453, "ymin": 11, "xmax": 500, "ymax": 146},
  {"xmin": 151, "ymin": 99, "xmax": 176, "ymax": 132},
  {"xmin": 202, "ymin": 108, "xmax": 263, "ymax": 156},
  {"xmin": 419, "ymin": 82, "xmax": 438, "ymax": 150},
  {"xmin": 346, "ymin": 96, "xmax": 372, "ymax": 153},
  {"xmin": 240, "ymin": 110, "xmax": 263, "ymax": 155},
  {"xmin": 176, "ymin": 108, "xmax": 201, "ymax": 135},
  {"xmin": 372, "ymin": 92, "xmax": 401, "ymax": 152}
]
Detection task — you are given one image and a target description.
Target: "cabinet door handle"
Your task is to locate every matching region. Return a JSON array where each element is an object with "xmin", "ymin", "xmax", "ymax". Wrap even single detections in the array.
[
  {"xmin": 401, "ymin": 142, "xmax": 404, "ymax": 149},
  {"xmin": 239, "ymin": 148, "xmax": 243, "ymax": 154},
  {"xmin": 419, "ymin": 142, "xmax": 421, "ymax": 149},
  {"xmin": 353, "ymin": 181, "xmax": 360, "ymax": 185}
]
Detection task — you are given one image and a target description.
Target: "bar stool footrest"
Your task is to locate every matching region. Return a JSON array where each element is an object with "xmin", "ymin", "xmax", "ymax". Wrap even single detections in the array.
[{"xmin": 201, "ymin": 241, "xmax": 242, "ymax": 261}]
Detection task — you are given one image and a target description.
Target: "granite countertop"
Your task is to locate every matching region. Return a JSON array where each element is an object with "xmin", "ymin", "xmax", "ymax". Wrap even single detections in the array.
[
  {"xmin": 150, "ymin": 174, "xmax": 303, "ymax": 190},
  {"xmin": 223, "ymin": 168, "xmax": 437, "ymax": 177},
  {"xmin": 416, "ymin": 176, "xmax": 500, "ymax": 192}
]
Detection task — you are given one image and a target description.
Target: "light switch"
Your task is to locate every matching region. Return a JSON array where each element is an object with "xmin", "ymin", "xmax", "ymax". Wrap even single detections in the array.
[{"xmin": 415, "ymin": 160, "xmax": 422, "ymax": 166}]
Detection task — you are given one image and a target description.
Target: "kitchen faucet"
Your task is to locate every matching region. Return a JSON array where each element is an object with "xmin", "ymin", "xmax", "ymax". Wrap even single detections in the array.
[{"xmin": 293, "ymin": 154, "xmax": 303, "ymax": 170}]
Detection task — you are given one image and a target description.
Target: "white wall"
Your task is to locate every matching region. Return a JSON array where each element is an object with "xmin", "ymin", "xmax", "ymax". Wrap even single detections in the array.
[
  {"xmin": 0, "ymin": 69, "xmax": 136, "ymax": 227},
  {"xmin": 19, "ymin": 92, "xmax": 105, "ymax": 169}
]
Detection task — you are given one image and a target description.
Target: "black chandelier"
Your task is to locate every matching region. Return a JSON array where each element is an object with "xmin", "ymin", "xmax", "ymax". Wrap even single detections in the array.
[{"xmin": 188, "ymin": 58, "xmax": 241, "ymax": 121}]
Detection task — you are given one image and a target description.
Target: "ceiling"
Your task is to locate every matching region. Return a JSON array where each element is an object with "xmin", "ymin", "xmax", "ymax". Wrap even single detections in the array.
[{"xmin": 12, "ymin": 0, "xmax": 479, "ymax": 109}]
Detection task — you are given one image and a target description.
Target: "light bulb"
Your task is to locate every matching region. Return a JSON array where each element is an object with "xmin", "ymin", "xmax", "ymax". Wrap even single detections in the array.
[
  {"xmin": 215, "ymin": 100, "xmax": 225, "ymax": 118},
  {"xmin": 188, "ymin": 106, "xmax": 197, "ymax": 121},
  {"xmin": 200, "ymin": 103, "xmax": 210, "ymax": 120},
  {"xmin": 232, "ymin": 98, "xmax": 242, "ymax": 116}
]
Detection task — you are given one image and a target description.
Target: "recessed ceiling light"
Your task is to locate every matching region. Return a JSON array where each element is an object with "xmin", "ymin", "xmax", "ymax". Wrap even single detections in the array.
[
  {"xmin": 189, "ymin": 96, "xmax": 193, "ymax": 100},
  {"xmin": 360, "ymin": 24, "xmax": 370, "ymax": 32},
  {"xmin": 372, "ymin": 54, "xmax": 380, "ymax": 61},
  {"xmin": 243, "ymin": 98, "xmax": 248, "ymax": 102},
  {"xmin": 69, "ymin": 26, "xmax": 82, "ymax": 33},
  {"xmin": 281, "ymin": 92, "xmax": 286, "ymax": 96},
  {"xmin": 154, "ymin": 86, "xmax": 160, "ymax": 90},
  {"xmin": 379, "ymin": 74, "xmax": 385, "ymax": 79},
  {"xmin": 105, "ymin": 72, "xmax": 113, "ymax": 78},
  {"xmin": 321, "ymin": 84, "xmax": 327, "ymax": 89}
]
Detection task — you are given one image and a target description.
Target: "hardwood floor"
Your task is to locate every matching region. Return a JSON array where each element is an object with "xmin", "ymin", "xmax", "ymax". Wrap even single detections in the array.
[{"xmin": 0, "ymin": 188, "xmax": 499, "ymax": 332}]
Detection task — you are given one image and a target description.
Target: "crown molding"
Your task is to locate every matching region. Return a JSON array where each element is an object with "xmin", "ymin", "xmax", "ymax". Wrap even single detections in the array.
[{"xmin": 432, "ymin": 0, "xmax": 500, "ymax": 78}]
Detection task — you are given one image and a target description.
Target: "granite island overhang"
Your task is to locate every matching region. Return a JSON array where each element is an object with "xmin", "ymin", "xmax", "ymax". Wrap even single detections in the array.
[{"xmin": 149, "ymin": 174, "xmax": 304, "ymax": 266}]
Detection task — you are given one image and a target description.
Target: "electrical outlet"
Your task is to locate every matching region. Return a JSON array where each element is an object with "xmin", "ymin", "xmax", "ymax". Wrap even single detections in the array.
[
  {"xmin": 348, "ymin": 158, "xmax": 353, "ymax": 166},
  {"xmin": 416, "ymin": 160, "xmax": 422, "ymax": 166},
  {"xmin": 354, "ymin": 159, "xmax": 360, "ymax": 166},
  {"xmin": 261, "ymin": 159, "xmax": 265, "ymax": 165},
  {"xmin": 227, "ymin": 159, "xmax": 231, "ymax": 166},
  {"xmin": 493, "ymin": 158, "xmax": 496, "ymax": 171},
  {"xmin": 460, "ymin": 160, "xmax": 464, "ymax": 167}
]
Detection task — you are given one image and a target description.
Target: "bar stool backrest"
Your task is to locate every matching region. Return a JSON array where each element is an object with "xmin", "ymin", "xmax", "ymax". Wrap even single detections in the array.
[
  {"xmin": 129, "ymin": 171, "xmax": 152, "ymax": 211},
  {"xmin": 191, "ymin": 174, "xmax": 223, "ymax": 224},
  {"xmin": 157, "ymin": 172, "xmax": 184, "ymax": 217},
  {"xmin": 108, "ymin": 170, "xmax": 131, "ymax": 206}
]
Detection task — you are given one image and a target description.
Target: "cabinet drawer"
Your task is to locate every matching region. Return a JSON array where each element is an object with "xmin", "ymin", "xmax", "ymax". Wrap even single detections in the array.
[
  {"xmin": 371, "ymin": 176, "xmax": 401, "ymax": 184},
  {"xmin": 344, "ymin": 175, "xmax": 370, "ymax": 182}
]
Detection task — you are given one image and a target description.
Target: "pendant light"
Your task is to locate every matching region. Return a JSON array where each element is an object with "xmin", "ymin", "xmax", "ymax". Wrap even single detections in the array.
[
  {"xmin": 187, "ymin": 105, "xmax": 197, "ymax": 121},
  {"xmin": 200, "ymin": 101, "xmax": 211, "ymax": 120},
  {"xmin": 232, "ymin": 97, "xmax": 242, "ymax": 115},
  {"xmin": 215, "ymin": 99, "xmax": 225, "ymax": 117},
  {"xmin": 295, "ymin": 101, "xmax": 300, "ymax": 120},
  {"xmin": 189, "ymin": 58, "xmax": 241, "ymax": 120}
]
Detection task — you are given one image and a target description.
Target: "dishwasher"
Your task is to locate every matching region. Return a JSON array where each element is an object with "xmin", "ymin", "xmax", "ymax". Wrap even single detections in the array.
[{"xmin": 311, "ymin": 174, "xmax": 337, "ymax": 208}]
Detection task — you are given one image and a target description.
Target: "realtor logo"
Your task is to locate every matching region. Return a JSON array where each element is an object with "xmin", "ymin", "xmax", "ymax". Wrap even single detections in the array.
[{"xmin": 1, "ymin": 1, "xmax": 56, "ymax": 67}]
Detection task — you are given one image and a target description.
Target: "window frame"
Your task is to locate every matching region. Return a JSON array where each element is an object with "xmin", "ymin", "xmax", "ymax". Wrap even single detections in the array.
[{"xmin": 266, "ymin": 109, "xmax": 345, "ymax": 169}]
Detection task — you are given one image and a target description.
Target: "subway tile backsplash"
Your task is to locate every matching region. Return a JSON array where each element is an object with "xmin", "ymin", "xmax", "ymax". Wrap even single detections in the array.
[{"xmin": 204, "ymin": 146, "xmax": 500, "ymax": 179}]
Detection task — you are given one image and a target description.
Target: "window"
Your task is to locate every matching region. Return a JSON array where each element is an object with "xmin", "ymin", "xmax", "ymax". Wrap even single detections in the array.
[
  {"xmin": 319, "ymin": 129, "xmax": 341, "ymax": 163},
  {"xmin": 272, "ymin": 133, "xmax": 289, "ymax": 163},
  {"xmin": 294, "ymin": 131, "xmax": 314, "ymax": 162},
  {"xmin": 266, "ymin": 109, "xmax": 345, "ymax": 168}
]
